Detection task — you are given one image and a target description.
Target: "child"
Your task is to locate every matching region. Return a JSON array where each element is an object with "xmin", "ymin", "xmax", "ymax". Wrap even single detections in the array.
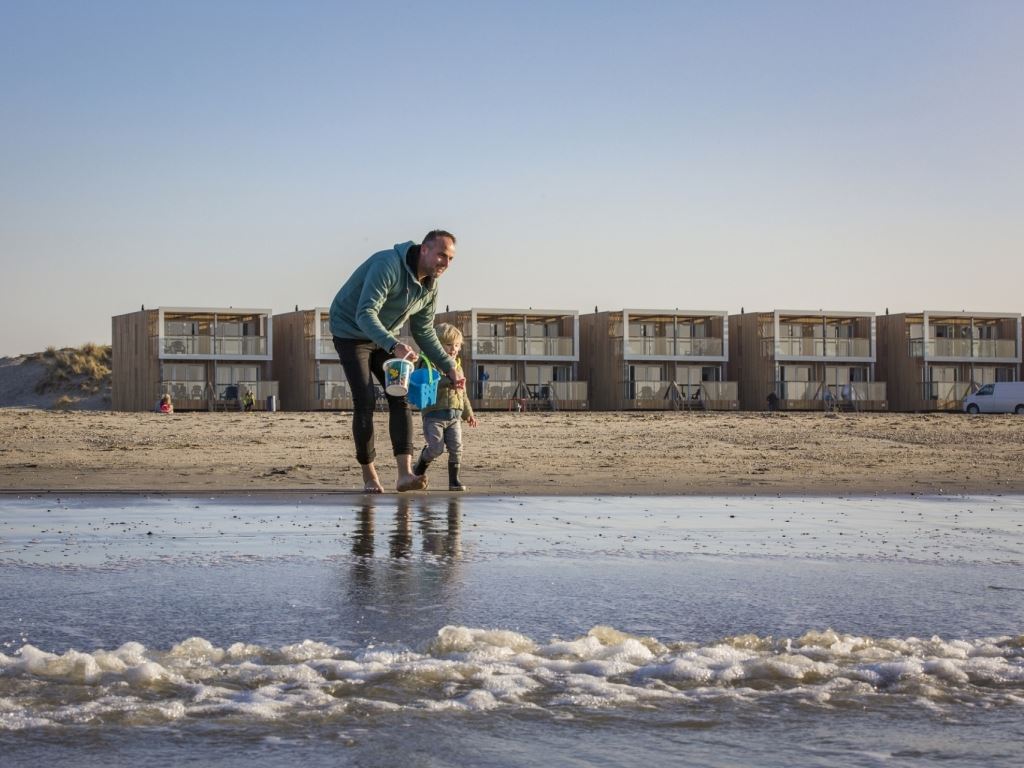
[
  {"xmin": 158, "ymin": 393, "xmax": 174, "ymax": 413},
  {"xmin": 413, "ymin": 323, "xmax": 478, "ymax": 491}
]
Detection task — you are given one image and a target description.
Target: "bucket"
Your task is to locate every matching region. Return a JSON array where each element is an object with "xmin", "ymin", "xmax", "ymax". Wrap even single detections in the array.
[
  {"xmin": 408, "ymin": 356, "xmax": 441, "ymax": 410},
  {"xmin": 382, "ymin": 356, "xmax": 415, "ymax": 396}
]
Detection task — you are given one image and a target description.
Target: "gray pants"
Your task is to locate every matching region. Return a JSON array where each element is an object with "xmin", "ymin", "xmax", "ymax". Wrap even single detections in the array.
[{"xmin": 422, "ymin": 415, "xmax": 463, "ymax": 464}]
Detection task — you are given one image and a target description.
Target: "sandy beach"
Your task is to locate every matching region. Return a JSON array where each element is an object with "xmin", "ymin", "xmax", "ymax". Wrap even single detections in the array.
[{"xmin": 1, "ymin": 408, "xmax": 1021, "ymax": 495}]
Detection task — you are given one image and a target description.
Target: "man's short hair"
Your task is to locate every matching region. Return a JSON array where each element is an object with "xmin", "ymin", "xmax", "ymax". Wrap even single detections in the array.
[{"xmin": 423, "ymin": 230, "xmax": 456, "ymax": 246}]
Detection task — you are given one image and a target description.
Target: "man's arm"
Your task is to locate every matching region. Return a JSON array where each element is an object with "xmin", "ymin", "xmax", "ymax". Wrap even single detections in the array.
[
  {"xmin": 409, "ymin": 295, "xmax": 455, "ymax": 373},
  {"xmin": 354, "ymin": 258, "xmax": 402, "ymax": 351}
]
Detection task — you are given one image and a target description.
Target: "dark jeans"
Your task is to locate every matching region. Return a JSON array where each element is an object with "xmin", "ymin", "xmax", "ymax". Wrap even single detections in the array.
[{"xmin": 333, "ymin": 337, "xmax": 414, "ymax": 465}]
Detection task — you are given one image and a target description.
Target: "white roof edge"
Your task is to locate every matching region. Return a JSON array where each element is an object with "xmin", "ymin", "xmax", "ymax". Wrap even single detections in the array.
[
  {"xmin": 619, "ymin": 308, "xmax": 728, "ymax": 316},
  {"xmin": 158, "ymin": 306, "xmax": 273, "ymax": 314},
  {"xmin": 920, "ymin": 310, "xmax": 1022, "ymax": 319},
  {"xmin": 770, "ymin": 309, "xmax": 877, "ymax": 317},
  {"xmin": 457, "ymin": 307, "xmax": 580, "ymax": 316}
]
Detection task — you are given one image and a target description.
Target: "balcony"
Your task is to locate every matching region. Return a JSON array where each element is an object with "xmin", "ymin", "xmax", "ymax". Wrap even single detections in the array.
[
  {"xmin": 469, "ymin": 379, "xmax": 588, "ymax": 409},
  {"xmin": 163, "ymin": 335, "xmax": 267, "ymax": 356},
  {"xmin": 909, "ymin": 338, "xmax": 1017, "ymax": 359},
  {"xmin": 776, "ymin": 381, "xmax": 887, "ymax": 404},
  {"xmin": 317, "ymin": 337, "xmax": 336, "ymax": 356},
  {"xmin": 624, "ymin": 380, "xmax": 738, "ymax": 402},
  {"xmin": 623, "ymin": 337, "xmax": 724, "ymax": 357},
  {"xmin": 157, "ymin": 379, "xmax": 279, "ymax": 409},
  {"xmin": 921, "ymin": 381, "xmax": 971, "ymax": 406},
  {"xmin": 474, "ymin": 336, "xmax": 575, "ymax": 357},
  {"xmin": 771, "ymin": 338, "xmax": 871, "ymax": 358}
]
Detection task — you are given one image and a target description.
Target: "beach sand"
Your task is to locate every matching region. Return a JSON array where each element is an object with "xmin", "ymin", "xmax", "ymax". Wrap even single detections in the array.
[{"xmin": 1, "ymin": 408, "xmax": 1021, "ymax": 495}]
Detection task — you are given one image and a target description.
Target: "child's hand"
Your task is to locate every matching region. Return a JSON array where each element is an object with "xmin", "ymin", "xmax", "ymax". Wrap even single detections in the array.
[{"xmin": 467, "ymin": 415, "xmax": 478, "ymax": 428}]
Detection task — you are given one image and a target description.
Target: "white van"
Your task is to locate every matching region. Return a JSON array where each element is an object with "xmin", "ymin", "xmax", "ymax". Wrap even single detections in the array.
[{"xmin": 963, "ymin": 382, "xmax": 1024, "ymax": 414}]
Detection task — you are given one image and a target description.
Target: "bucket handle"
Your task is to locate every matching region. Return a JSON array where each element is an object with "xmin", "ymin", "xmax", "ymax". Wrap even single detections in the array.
[{"xmin": 419, "ymin": 354, "xmax": 437, "ymax": 378}]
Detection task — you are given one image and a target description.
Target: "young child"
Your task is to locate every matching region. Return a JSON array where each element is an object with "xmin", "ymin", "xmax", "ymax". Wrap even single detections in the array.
[{"xmin": 413, "ymin": 323, "xmax": 478, "ymax": 491}]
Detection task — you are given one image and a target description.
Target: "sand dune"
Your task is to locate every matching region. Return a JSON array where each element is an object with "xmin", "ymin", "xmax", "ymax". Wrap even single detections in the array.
[{"xmin": 1, "ymin": 408, "xmax": 1021, "ymax": 495}]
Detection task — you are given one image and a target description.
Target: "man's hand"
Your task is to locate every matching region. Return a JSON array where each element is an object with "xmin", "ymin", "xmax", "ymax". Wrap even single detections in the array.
[
  {"xmin": 467, "ymin": 415, "xmax": 478, "ymax": 427},
  {"xmin": 447, "ymin": 367, "xmax": 466, "ymax": 389},
  {"xmin": 391, "ymin": 342, "xmax": 417, "ymax": 361}
]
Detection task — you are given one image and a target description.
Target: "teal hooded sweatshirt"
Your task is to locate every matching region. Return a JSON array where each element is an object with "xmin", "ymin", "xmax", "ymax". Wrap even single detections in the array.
[{"xmin": 329, "ymin": 242, "xmax": 455, "ymax": 373}]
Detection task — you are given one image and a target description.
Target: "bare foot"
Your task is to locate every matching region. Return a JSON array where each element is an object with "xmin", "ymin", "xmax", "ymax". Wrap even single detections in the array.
[
  {"xmin": 361, "ymin": 464, "xmax": 384, "ymax": 494},
  {"xmin": 396, "ymin": 473, "xmax": 427, "ymax": 492}
]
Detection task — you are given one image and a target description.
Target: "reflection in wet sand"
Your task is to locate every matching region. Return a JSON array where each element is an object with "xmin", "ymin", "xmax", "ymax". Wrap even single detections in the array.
[
  {"xmin": 351, "ymin": 497, "xmax": 462, "ymax": 562},
  {"xmin": 345, "ymin": 498, "xmax": 464, "ymax": 633}
]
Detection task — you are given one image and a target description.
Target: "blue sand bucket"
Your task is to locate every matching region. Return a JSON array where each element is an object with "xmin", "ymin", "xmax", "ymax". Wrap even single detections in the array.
[
  {"xmin": 408, "ymin": 356, "xmax": 440, "ymax": 409},
  {"xmin": 382, "ymin": 357, "xmax": 415, "ymax": 396}
]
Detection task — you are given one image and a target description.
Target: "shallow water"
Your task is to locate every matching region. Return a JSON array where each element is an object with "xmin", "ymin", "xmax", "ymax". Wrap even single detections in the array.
[{"xmin": 1, "ymin": 494, "xmax": 1023, "ymax": 767}]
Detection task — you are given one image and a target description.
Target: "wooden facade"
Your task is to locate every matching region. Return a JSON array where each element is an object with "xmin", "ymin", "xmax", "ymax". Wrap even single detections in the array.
[
  {"xmin": 272, "ymin": 308, "xmax": 354, "ymax": 410},
  {"xmin": 432, "ymin": 308, "xmax": 587, "ymax": 410},
  {"xmin": 579, "ymin": 310, "xmax": 738, "ymax": 410},
  {"xmin": 876, "ymin": 311, "xmax": 1022, "ymax": 411},
  {"xmin": 112, "ymin": 307, "xmax": 277, "ymax": 411},
  {"xmin": 729, "ymin": 310, "xmax": 887, "ymax": 411}
]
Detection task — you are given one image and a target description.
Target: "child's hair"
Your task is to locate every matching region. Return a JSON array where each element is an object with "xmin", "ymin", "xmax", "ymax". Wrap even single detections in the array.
[
  {"xmin": 435, "ymin": 323, "xmax": 464, "ymax": 348},
  {"xmin": 161, "ymin": 393, "xmax": 172, "ymax": 403}
]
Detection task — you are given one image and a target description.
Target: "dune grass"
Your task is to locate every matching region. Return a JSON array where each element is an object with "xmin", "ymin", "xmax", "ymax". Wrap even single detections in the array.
[{"xmin": 26, "ymin": 343, "xmax": 112, "ymax": 396}]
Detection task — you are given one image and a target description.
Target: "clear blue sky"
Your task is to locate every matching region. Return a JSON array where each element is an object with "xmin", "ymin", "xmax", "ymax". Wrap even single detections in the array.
[{"xmin": 1, "ymin": 0, "xmax": 1021, "ymax": 356}]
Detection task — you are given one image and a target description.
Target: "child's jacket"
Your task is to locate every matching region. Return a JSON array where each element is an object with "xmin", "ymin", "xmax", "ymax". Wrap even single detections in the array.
[{"xmin": 421, "ymin": 359, "xmax": 474, "ymax": 422}]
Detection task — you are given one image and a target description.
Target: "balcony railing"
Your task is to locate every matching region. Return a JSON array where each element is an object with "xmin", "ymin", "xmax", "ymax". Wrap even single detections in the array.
[
  {"xmin": 472, "ymin": 379, "xmax": 518, "ymax": 400},
  {"xmin": 474, "ymin": 336, "xmax": 575, "ymax": 356},
  {"xmin": 157, "ymin": 380, "xmax": 279, "ymax": 404},
  {"xmin": 623, "ymin": 380, "xmax": 738, "ymax": 402},
  {"xmin": 623, "ymin": 337, "xmax": 724, "ymax": 357},
  {"xmin": 549, "ymin": 381, "xmax": 588, "ymax": 403},
  {"xmin": 909, "ymin": 338, "xmax": 1017, "ymax": 359},
  {"xmin": 776, "ymin": 381, "xmax": 886, "ymax": 402},
  {"xmin": 317, "ymin": 381, "xmax": 352, "ymax": 401},
  {"xmin": 771, "ymin": 338, "xmax": 871, "ymax": 357},
  {"xmin": 922, "ymin": 381, "xmax": 971, "ymax": 403},
  {"xmin": 469, "ymin": 379, "xmax": 587, "ymax": 405},
  {"xmin": 219, "ymin": 380, "xmax": 278, "ymax": 401},
  {"xmin": 317, "ymin": 338, "xmax": 337, "ymax": 356},
  {"xmin": 163, "ymin": 335, "xmax": 268, "ymax": 356}
]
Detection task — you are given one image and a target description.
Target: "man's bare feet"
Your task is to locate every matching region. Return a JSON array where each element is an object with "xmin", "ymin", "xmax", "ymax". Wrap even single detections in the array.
[
  {"xmin": 361, "ymin": 464, "xmax": 384, "ymax": 494},
  {"xmin": 396, "ymin": 473, "xmax": 427, "ymax": 492}
]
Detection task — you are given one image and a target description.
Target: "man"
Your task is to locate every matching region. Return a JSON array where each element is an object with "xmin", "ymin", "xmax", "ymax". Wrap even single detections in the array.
[{"xmin": 330, "ymin": 230, "xmax": 465, "ymax": 493}]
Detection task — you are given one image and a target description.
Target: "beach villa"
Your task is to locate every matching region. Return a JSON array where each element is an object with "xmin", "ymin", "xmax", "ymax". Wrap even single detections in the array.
[
  {"xmin": 876, "ymin": 311, "xmax": 1022, "ymax": 411},
  {"xmin": 272, "ymin": 307, "xmax": 349, "ymax": 410},
  {"xmin": 431, "ymin": 308, "xmax": 588, "ymax": 410},
  {"xmin": 111, "ymin": 307, "xmax": 277, "ymax": 411},
  {"xmin": 729, "ymin": 310, "xmax": 887, "ymax": 411},
  {"xmin": 579, "ymin": 310, "xmax": 738, "ymax": 410}
]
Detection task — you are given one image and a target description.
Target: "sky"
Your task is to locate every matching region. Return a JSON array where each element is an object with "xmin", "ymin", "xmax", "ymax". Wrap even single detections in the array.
[{"xmin": 1, "ymin": 0, "xmax": 1022, "ymax": 356}]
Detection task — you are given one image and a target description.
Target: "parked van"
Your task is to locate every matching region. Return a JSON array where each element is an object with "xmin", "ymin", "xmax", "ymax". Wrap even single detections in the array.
[{"xmin": 963, "ymin": 382, "xmax": 1024, "ymax": 414}]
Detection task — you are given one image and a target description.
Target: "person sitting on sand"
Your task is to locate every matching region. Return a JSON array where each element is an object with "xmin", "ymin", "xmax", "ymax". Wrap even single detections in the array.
[
  {"xmin": 413, "ymin": 323, "xmax": 478, "ymax": 491},
  {"xmin": 158, "ymin": 393, "xmax": 173, "ymax": 413},
  {"xmin": 242, "ymin": 389, "xmax": 255, "ymax": 411}
]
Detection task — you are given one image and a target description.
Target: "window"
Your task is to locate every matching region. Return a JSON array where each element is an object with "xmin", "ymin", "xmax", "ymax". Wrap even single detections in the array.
[
  {"xmin": 976, "ymin": 384, "xmax": 994, "ymax": 396},
  {"xmin": 162, "ymin": 363, "xmax": 206, "ymax": 382},
  {"xmin": 780, "ymin": 366, "xmax": 810, "ymax": 382}
]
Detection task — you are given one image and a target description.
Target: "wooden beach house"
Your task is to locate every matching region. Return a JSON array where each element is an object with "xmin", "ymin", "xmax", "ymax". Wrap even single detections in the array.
[
  {"xmin": 431, "ymin": 308, "xmax": 587, "ymax": 410},
  {"xmin": 273, "ymin": 308, "xmax": 348, "ymax": 410},
  {"xmin": 579, "ymin": 310, "xmax": 738, "ymax": 410},
  {"xmin": 112, "ymin": 307, "xmax": 277, "ymax": 411},
  {"xmin": 729, "ymin": 310, "xmax": 887, "ymax": 411},
  {"xmin": 877, "ymin": 311, "xmax": 1022, "ymax": 411},
  {"xmin": 273, "ymin": 307, "xmax": 420, "ymax": 411}
]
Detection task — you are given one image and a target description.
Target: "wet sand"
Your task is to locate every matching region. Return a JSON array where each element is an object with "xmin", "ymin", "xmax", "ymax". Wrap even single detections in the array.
[{"xmin": 1, "ymin": 408, "xmax": 1021, "ymax": 495}]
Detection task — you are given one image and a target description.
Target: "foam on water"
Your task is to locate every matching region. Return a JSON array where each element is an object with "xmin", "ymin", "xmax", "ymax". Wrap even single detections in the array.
[{"xmin": 2, "ymin": 625, "xmax": 1022, "ymax": 729}]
